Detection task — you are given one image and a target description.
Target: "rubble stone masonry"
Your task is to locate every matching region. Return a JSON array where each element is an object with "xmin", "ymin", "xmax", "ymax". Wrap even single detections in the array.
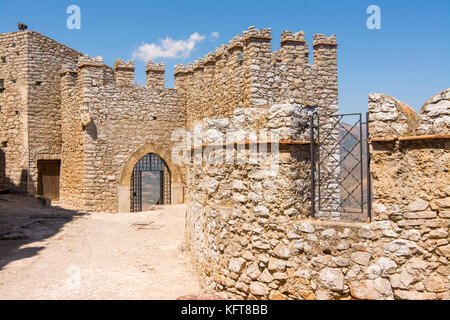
[{"xmin": 184, "ymin": 89, "xmax": 449, "ymax": 300}]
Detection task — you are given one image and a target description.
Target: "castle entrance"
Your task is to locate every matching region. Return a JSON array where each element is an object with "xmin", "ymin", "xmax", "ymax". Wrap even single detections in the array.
[
  {"xmin": 37, "ymin": 160, "xmax": 61, "ymax": 201},
  {"xmin": 130, "ymin": 153, "xmax": 171, "ymax": 212}
]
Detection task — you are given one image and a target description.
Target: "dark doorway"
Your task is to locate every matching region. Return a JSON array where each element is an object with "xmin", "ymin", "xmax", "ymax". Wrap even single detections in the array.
[
  {"xmin": 131, "ymin": 154, "xmax": 171, "ymax": 212},
  {"xmin": 37, "ymin": 160, "xmax": 61, "ymax": 201}
]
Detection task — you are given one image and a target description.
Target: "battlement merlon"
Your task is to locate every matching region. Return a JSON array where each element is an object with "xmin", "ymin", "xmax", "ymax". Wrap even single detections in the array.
[
  {"xmin": 115, "ymin": 58, "xmax": 135, "ymax": 87},
  {"xmin": 312, "ymin": 34, "xmax": 338, "ymax": 67},
  {"xmin": 280, "ymin": 30, "xmax": 309, "ymax": 65},
  {"xmin": 146, "ymin": 61, "xmax": 165, "ymax": 90},
  {"xmin": 78, "ymin": 55, "xmax": 104, "ymax": 68},
  {"xmin": 60, "ymin": 64, "xmax": 78, "ymax": 77}
]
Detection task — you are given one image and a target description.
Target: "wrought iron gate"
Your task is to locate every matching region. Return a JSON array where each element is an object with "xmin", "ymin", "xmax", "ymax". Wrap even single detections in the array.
[
  {"xmin": 131, "ymin": 153, "xmax": 171, "ymax": 212},
  {"xmin": 310, "ymin": 113, "xmax": 371, "ymax": 221}
]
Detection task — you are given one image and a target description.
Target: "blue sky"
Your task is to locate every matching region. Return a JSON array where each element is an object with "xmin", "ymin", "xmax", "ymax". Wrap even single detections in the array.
[{"xmin": 1, "ymin": 0, "xmax": 449, "ymax": 114}]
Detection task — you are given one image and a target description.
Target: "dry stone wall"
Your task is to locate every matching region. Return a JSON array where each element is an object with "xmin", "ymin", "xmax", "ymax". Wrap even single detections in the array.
[{"xmin": 184, "ymin": 90, "xmax": 449, "ymax": 300}]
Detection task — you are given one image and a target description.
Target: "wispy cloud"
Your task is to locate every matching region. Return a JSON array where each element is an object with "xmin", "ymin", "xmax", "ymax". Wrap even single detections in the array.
[
  {"xmin": 133, "ymin": 32, "xmax": 206, "ymax": 62},
  {"xmin": 211, "ymin": 31, "xmax": 219, "ymax": 39}
]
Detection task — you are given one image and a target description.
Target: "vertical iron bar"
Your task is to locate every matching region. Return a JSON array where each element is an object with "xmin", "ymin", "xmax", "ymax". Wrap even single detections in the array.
[
  {"xmin": 138, "ymin": 171, "xmax": 142, "ymax": 212},
  {"xmin": 310, "ymin": 114, "xmax": 316, "ymax": 218},
  {"xmin": 131, "ymin": 171, "xmax": 134, "ymax": 212},
  {"xmin": 360, "ymin": 114, "xmax": 364, "ymax": 213},
  {"xmin": 317, "ymin": 114, "xmax": 321, "ymax": 212},
  {"xmin": 366, "ymin": 112, "xmax": 372, "ymax": 222}
]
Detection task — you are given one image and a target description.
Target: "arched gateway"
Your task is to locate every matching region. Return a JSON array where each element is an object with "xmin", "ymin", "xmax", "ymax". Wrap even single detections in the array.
[
  {"xmin": 130, "ymin": 153, "xmax": 171, "ymax": 212},
  {"xmin": 117, "ymin": 144, "xmax": 184, "ymax": 213}
]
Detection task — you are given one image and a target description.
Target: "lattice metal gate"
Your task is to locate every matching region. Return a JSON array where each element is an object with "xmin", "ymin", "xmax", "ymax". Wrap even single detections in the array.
[
  {"xmin": 310, "ymin": 113, "xmax": 372, "ymax": 221},
  {"xmin": 131, "ymin": 153, "xmax": 171, "ymax": 212}
]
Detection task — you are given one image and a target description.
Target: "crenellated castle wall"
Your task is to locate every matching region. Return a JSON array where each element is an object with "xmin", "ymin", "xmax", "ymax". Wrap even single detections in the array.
[
  {"xmin": 59, "ymin": 55, "xmax": 186, "ymax": 212},
  {"xmin": 174, "ymin": 26, "xmax": 338, "ymax": 129}
]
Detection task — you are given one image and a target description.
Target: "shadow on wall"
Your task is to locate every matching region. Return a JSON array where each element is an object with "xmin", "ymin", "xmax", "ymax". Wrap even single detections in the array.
[
  {"xmin": 0, "ymin": 193, "xmax": 87, "ymax": 271},
  {"xmin": 85, "ymin": 120, "xmax": 97, "ymax": 141},
  {"xmin": 0, "ymin": 149, "xmax": 4, "ymax": 188},
  {"xmin": 0, "ymin": 149, "xmax": 35, "ymax": 194}
]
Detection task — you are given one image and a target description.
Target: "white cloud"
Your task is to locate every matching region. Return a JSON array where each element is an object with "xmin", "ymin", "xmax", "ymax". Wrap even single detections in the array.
[
  {"xmin": 133, "ymin": 32, "xmax": 206, "ymax": 62},
  {"xmin": 211, "ymin": 31, "xmax": 219, "ymax": 39}
]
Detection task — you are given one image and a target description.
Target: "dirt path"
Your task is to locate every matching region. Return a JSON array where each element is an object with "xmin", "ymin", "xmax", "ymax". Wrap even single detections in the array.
[{"xmin": 0, "ymin": 196, "xmax": 206, "ymax": 300}]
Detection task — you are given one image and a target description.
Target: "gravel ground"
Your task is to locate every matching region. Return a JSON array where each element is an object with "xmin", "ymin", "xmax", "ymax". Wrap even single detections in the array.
[{"xmin": 0, "ymin": 195, "xmax": 206, "ymax": 300}]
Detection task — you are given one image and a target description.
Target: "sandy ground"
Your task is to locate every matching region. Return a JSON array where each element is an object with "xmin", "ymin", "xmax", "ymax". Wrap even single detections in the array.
[{"xmin": 0, "ymin": 194, "xmax": 207, "ymax": 300}]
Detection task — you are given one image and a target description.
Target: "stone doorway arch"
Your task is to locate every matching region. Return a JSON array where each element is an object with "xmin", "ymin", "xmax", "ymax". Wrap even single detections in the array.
[{"xmin": 117, "ymin": 143, "xmax": 184, "ymax": 213}]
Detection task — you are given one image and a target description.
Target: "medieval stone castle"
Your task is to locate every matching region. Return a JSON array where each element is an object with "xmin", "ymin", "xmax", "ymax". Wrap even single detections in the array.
[
  {"xmin": 0, "ymin": 26, "xmax": 449, "ymax": 300},
  {"xmin": 0, "ymin": 26, "xmax": 338, "ymax": 213}
]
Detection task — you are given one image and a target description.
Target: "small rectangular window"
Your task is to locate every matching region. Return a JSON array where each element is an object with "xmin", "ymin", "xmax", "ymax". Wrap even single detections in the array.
[
  {"xmin": 0, "ymin": 79, "xmax": 4, "ymax": 87},
  {"xmin": 1, "ymin": 57, "xmax": 6, "ymax": 63},
  {"xmin": 35, "ymin": 81, "xmax": 42, "ymax": 86}
]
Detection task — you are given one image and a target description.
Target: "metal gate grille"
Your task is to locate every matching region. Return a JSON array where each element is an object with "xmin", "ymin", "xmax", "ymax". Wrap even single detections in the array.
[
  {"xmin": 310, "ymin": 113, "xmax": 371, "ymax": 221},
  {"xmin": 131, "ymin": 153, "xmax": 171, "ymax": 212}
]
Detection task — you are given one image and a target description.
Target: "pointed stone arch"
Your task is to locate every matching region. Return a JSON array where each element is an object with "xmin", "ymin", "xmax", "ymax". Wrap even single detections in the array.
[{"xmin": 117, "ymin": 143, "xmax": 184, "ymax": 213}]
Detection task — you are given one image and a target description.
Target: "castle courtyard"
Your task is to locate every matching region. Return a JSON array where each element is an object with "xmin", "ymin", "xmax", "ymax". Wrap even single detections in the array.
[{"xmin": 0, "ymin": 194, "xmax": 205, "ymax": 300}]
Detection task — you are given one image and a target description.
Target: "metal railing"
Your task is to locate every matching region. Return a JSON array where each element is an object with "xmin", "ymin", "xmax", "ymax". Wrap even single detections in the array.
[{"xmin": 310, "ymin": 112, "xmax": 372, "ymax": 221}]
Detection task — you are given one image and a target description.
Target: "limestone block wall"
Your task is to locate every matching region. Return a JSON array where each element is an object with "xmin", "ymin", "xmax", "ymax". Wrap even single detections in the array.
[
  {"xmin": 26, "ymin": 32, "xmax": 81, "ymax": 194},
  {"xmin": 0, "ymin": 31, "xmax": 29, "ymax": 191},
  {"xmin": 0, "ymin": 30, "xmax": 80, "ymax": 193},
  {"xmin": 174, "ymin": 26, "xmax": 338, "ymax": 129},
  {"xmin": 60, "ymin": 64, "xmax": 85, "ymax": 205},
  {"xmin": 184, "ymin": 91, "xmax": 449, "ymax": 300},
  {"xmin": 60, "ymin": 55, "xmax": 186, "ymax": 212}
]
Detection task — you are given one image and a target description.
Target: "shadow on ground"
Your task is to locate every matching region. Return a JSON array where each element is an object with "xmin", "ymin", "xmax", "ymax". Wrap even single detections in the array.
[{"xmin": 0, "ymin": 193, "xmax": 87, "ymax": 270}]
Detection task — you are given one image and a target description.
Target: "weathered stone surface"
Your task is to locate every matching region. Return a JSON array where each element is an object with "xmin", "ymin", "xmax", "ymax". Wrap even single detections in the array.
[
  {"xmin": 246, "ymin": 262, "xmax": 261, "ymax": 280},
  {"xmin": 394, "ymin": 290, "xmax": 437, "ymax": 300},
  {"xmin": 369, "ymin": 221, "xmax": 391, "ymax": 231},
  {"xmin": 367, "ymin": 257, "xmax": 397, "ymax": 277},
  {"xmin": 423, "ymin": 276, "xmax": 445, "ymax": 293},
  {"xmin": 268, "ymin": 258, "xmax": 286, "ymax": 272},
  {"xmin": 332, "ymin": 256, "xmax": 349, "ymax": 267},
  {"xmin": 268, "ymin": 290, "xmax": 288, "ymax": 300},
  {"xmin": 390, "ymin": 270, "xmax": 414, "ymax": 289},
  {"xmin": 407, "ymin": 199, "xmax": 429, "ymax": 212},
  {"xmin": 435, "ymin": 197, "xmax": 450, "ymax": 208},
  {"xmin": 249, "ymin": 282, "xmax": 269, "ymax": 296},
  {"xmin": 351, "ymin": 252, "xmax": 371, "ymax": 266},
  {"xmin": 204, "ymin": 177, "xmax": 219, "ymax": 195},
  {"xmin": 272, "ymin": 243, "xmax": 290, "ymax": 259},
  {"xmin": 319, "ymin": 268, "xmax": 344, "ymax": 292},
  {"xmin": 349, "ymin": 278, "xmax": 394, "ymax": 300},
  {"xmin": 273, "ymin": 272, "xmax": 288, "ymax": 280},
  {"xmin": 258, "ymin": 269, "xmax": 274, "ymax": 283},
  {"xmin": 401, "ymin": 229, "xmax": 421, "ymax": 241},
  {"xmin": 294, "ymin": 222, "xmax": 315, "ymax": 233},
  {"xmin": 384, "ymin": 240, "xmax": 417, "ymax": 256},
  {"xmin": 435, "ymin": 244, "xmax": 450, "ymax": 256},
  {"xmin": 321, "ymin": 229, "xmax": 337, "ymax": 238},
  {"xmin": 229, "ymin": 258, "xmax": 246, "ymax": 273}
]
